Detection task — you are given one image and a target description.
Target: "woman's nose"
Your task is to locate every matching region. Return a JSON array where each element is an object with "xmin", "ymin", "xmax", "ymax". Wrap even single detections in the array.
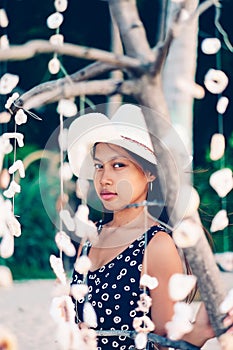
[{"xmin": 99, "ymin": 167, "xmax": 113, "ymax": 185}]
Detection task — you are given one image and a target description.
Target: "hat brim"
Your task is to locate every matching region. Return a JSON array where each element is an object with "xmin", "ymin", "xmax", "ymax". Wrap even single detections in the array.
[{"xmin": 68, "ymin": 111, "xmax": 157, "ymax": 179}]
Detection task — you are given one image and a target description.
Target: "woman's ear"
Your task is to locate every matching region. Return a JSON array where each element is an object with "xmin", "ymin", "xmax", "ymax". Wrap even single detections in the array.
[{"xmin": 146, "ymin": 171, "xmax": 156, "ymax": 182}]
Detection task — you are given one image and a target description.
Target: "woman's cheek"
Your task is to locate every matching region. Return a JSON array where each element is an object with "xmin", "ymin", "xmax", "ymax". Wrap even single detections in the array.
[{"xmin": 116, "ymin": 179, "xmax": 133, "ymax": 203}]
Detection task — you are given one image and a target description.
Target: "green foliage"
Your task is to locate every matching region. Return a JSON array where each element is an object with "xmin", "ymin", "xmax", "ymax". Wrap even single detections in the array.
[
  {"xmin": 1, "ymin": 145, "xmax": 59, "ymax": 280},
  {"xmin": 194, "ymin": 133, "xmax": 233, "ymax": 253}
]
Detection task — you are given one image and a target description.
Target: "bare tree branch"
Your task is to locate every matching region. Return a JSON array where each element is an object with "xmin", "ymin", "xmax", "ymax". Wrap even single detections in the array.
[
  {"xmin": 0, "ymin": 39, "xmax": 142, "ymax": 70},
  {"xmin": 16, "ymin": 79, "xmax": 138, "ymax": 111},
  {"xmin": 151, "ymin": 0, "xmax": 218, "ymax": 75},
  {"xmin": 108, "ymin": 0, "xmax": 155, "ymax": 63}
]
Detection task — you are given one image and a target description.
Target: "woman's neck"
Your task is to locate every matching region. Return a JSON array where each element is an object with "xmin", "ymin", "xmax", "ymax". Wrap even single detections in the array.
[{"xmin": 107, "ymin": 207, "xmax": 151, "ymax": 229}]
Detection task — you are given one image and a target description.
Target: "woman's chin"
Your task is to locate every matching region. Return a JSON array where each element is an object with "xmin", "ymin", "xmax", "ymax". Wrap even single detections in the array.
[{"xmin": 103, "ymin": 200, "xmax": 129, "ymax": 212}]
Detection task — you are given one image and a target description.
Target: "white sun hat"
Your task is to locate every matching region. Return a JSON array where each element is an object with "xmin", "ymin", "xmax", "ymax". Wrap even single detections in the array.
[{"xmin": 67, "ymin": 104, "xmax": 157, "ymax": 179}]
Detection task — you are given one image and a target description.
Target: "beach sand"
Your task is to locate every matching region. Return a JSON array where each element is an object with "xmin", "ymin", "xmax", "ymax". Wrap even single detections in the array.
[
  {"xmin": 0, "ymin": 276, "xmax": 232, "ymax": 350},
  {"xmin": 0, "ymin": 279, "xmax": 59, "ymax": 350}
]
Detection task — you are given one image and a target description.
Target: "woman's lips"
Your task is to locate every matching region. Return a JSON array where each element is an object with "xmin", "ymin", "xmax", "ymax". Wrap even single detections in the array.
[{"xmin": 100, "ymin": 191, "xmax": 117, "ymax": 201}]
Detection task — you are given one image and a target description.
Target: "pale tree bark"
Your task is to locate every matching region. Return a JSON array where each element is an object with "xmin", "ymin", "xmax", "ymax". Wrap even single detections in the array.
[
  {"xmin": 163, "ymin": 0, "xmax": 199, "ymax": 155},
  {"xmin": 1, "ymin": 0, "xmax": 231, "ymax": 348}
]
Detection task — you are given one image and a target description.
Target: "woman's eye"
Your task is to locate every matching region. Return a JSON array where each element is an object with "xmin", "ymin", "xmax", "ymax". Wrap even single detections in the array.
[
  {"xmin": 113, "ymin": 162, "xmax": 125, "ymax": 168},
  {"xmin": 94, "ymin": 163, "xmax": 103, "ymax": 170}
]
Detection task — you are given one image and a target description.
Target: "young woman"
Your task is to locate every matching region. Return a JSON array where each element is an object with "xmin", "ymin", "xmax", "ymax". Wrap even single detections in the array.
[{"xmin": 68, "ymin": 104, "xmax": 233, "ymax": 349}]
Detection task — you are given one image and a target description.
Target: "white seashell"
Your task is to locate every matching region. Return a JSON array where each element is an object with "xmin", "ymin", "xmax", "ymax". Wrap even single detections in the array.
[
  {"xmin": 204, "ymin": 69, "xmax": 229, "ymax": 94},
  {"xmin": 219, "ymin": 289, "xmax": 233, "ymax": 314},
  {"xmin": 86, "ymin": 220, "xmax": 99, "ymax": 245},
  {"xmin": 15, "ymin": 109, "xmax": 27, "ymax": 125},
  {"xmin": 201, "ymin": 38, "xmax": 221, "ymax": 55},
  {"xmin": 0, "ymin": 34, "xmax": 9, "ymax": 49},
  {"xmin": 3, "ymin": 180, "xmax": 21, "ymax": 198},
  {"xmin": 0, "ymin": 233, "xmax": 14, "ymax": 258},
  {"xmin": 0, "ymin": 73, "xmax": 19, "ymax": 95},
  {"xmin": 55, "ymin": 322, "xmax": 89, "ymax": 349},
  {"xmin": 46, "ymin": 12, "xmax": 64, "ymax": 29},
  {"xmin": 50, "ymin": 295, "xmax": 75, "ymax": 324},
  {"xmin": 134, "ymin": 332, "xmax": 148, "ymax": 349},
  {"xmin": 140, "ymin": 274, "xmax": 158, "ymax": 290},
  {"xmin": 7, "ymin": 215, "xmax": 21, "ymax": 237},
  {"xmin": 135, "ymin": 293, "xmax": 152, "ymax": 313},
  {"xmin": 210, "ymin": 209, "xmax": 229, "ymax": 233},
  {"xmin": 215, "ymin": 252, "xmax": 233, "ymax": 272},
  {"xmin": 58, "ymin": 127, "xmax": 68, "ymax": 151},
  {"xmin": 209, "ymin": 168, "xmax": 233, "ymax": 198},
  {"xmin": 59, "ymin": 162, "xmax": 73, "ymax": 181},
  {"xmin": 166, "ymin": 318, "xmax": 193, "ymax": 340},
  {"xmin": 133, "ymin": 315, "xmax": 155, "ymax": 333},
  {"xmin": 8, "ymin": 180, "xmax": 21, "ymax": 193},
  {"xmin": 54, "ymin": 0, "xmax": 68, "ymax": 12},
  {"xmin": 59, "ymin": 209, "xmax": 75, "ymax": 231},
  {"xmin": 5, "ymin": 92, "xmax": 20, "ymax": 110},
  {"xmin": 70, "ymin": 284, "xmax": 89, "ymax": 301},
  {"xmin": 9, "ymin": 160, "xmax": 25, "ymax": 178},
  {"xmin": 76, "ymin": 178, "xmax": 90, "ymax": 200},
  {"xmin": 216, "ymin": 96, "xmax": 229, "ymax": 114},
  {"xmin": 0, "ymin": 169, "xmax": 10, "ymax": 189},
  {"xmin": 173, "ymin": 219, "xmax": 202, "ymax": 248},
  {"xmin": 3, "ymin": 188, "xmax": 14, "ymax": 199},
  {"xmin": 49, "ymin": 254, "xmax": 67, "ymax": 285},
  {"xmin": 74, "ymin": 255, "xmax": 92, "ymax": 275},
  {"xmin": 48, "ymin": 57, "xmax": 60, "ymax": 74},
  {"xmin": 55, "ymin": 322, "xmax": 73, "ymax": 349},
  {"xmin": 0, "ymin": 9, "xmax": 9, "ymax": 28},
  {"xmin": 0, "ymin": 136, "xmax": 13, "ymax": 155},
  {"xmin": 210, "ymin": 133, "xmax": 225, "ymax": 161},
  {"xmin": 0, "ymin": 111, "xmax": 11, "ymax": 123},
  {"xmin": 57, "ymin": 99, "xmax": 78, "ymax": 117},
  {"xmin": 49, "ymin": 33, "xmax": 64, "ymax": 46},
  {"xmin": 183, "ymin": 186, "xmax": 200, "ymax": 218},
  {"xmin": 75, "ymin": 204, "xmax": 89, "ymax": 222},
  {"xmin": 168, "ymin": 273, "xmax": 197, "ymax": 301},
  {"xmin": 3, "ymin": 132, "xmax": 24, "ymax": 147},
  {"xmin": 83, "ymin": 301, "xmax": 98, "ymax": 328},
  {"xmin": 174, "ymin": 302, "xmax": 193, "ymax": 319},
  {"xmin": 55, "ymin": 231, "xmax": 76, "ymax": 257},
  {"xmin": 74, "ymin": 205, "xmax": 98, "ymax": 244},
  {"xmin": 0, "ymin": 265, "xmax": 13, "ymax": 287},
  {"xmin": 165, "ymin": 302, "xmax": 194, "ymax": 340}
]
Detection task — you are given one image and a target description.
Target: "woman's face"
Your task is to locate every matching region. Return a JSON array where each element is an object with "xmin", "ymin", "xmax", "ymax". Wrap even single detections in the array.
[{"xmin": 93, "ymin": 143, "xmax": 152, "ymax": 212}]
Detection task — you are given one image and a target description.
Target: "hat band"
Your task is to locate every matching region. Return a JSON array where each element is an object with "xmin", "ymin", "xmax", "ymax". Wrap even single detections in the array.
[{"xmin": 120, "ymin": 135, "xmax": 155, "ymax": 157}]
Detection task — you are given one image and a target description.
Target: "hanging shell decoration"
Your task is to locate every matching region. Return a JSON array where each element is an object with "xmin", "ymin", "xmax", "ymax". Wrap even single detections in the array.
[
  {"xmin": 49, "ymin": 255, "xmax": 67, "ymax": 285},
  {"xmin": 204, "ymin": 68, "xmax": 229, "ymax": 94},
  {"xmin": 210, "ymin": 209, "xmax": 229, "ymax": 233},
  {"xmin": 216, "ymin": 96, "xmax": 229, "ymax": 114},
  {"xmin": 55, "ymin": 231, "xmax": 76, "ymax": 257},
  {"xmin": 210, "ymin": 133, "xmax": 225, "ymax": 161},
  {"xmin": 133, "ymin": 315, "xmax": 155, "ymax": 333},
  {"xmin": 0, "ymin": 73, "xmax": 19, "ymax": 94},
  {"xmin": 168, "ymin": 273, "xmax": 197, "ymax": 301},
  {"xmin": 140, "ymin": 274, "xmax": 158, "ymax": 290},
  {"xmin": 165, "ymin": 302, "xmax": 194, "ymax": 340},
  {"xmin": 209, "ymin": 168, "xmax": 233, "ymax": 198},
  {"xmin": 201, "ymin": 38, "xmax": 221, "ymax": 55},
  {"xmin": 219, "ymin": 288, "xmax": 233, "ymax": 314}
]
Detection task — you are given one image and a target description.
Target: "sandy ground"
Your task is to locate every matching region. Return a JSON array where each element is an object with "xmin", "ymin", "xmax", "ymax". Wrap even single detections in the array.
[
  {"xmin": 0, "ymin": 273, "xmax": 232, "ymax": 350},
  {"xmin": 0, "ymin": 279, "xmax": 59, "ymax": 350}
]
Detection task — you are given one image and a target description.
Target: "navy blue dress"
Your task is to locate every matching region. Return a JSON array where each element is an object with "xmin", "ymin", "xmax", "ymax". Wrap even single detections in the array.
[{"xmin": 71, "ymin": 224, "xmax": 169, "ymax": 350}]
